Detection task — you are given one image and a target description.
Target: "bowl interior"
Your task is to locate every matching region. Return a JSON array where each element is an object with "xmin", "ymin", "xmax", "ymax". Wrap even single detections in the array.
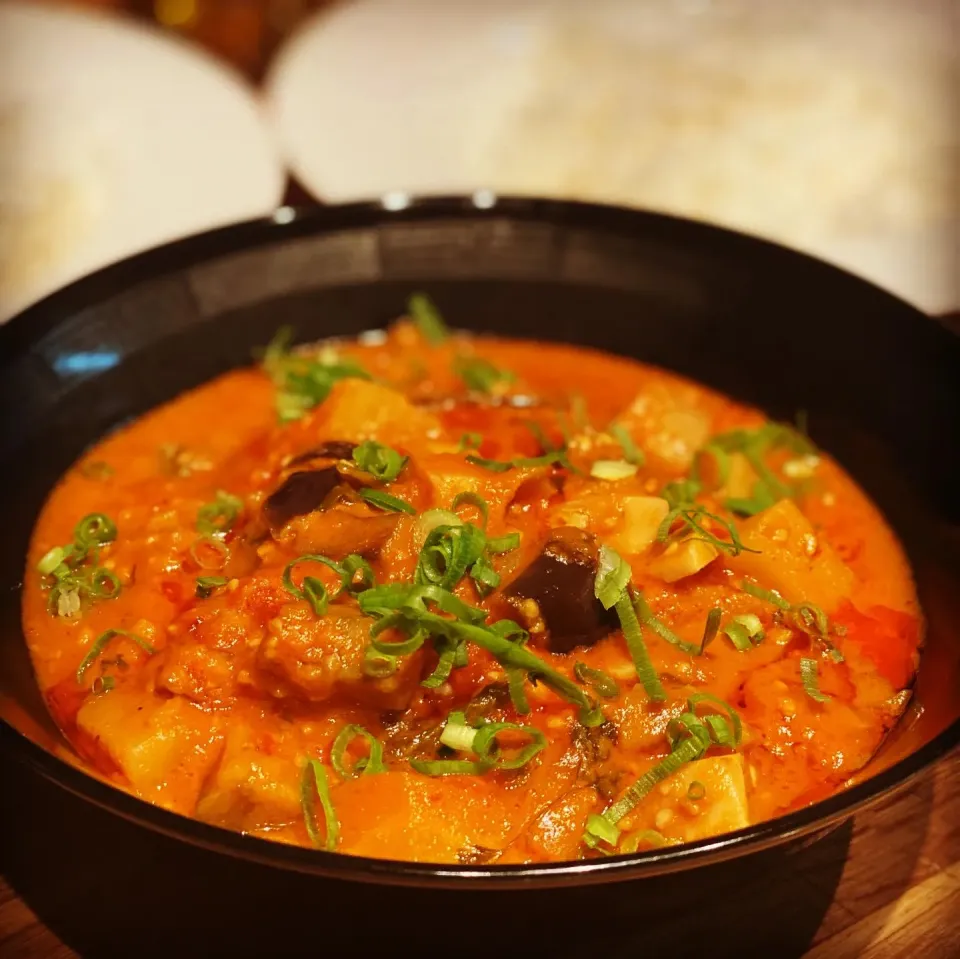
[{"xmin": 1, "ymin": 197, "xmax": 957, "ymax": 885}]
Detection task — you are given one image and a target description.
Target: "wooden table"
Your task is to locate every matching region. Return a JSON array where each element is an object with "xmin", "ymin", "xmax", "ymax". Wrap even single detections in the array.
[{"xmin": 1, "ymin": 753, "xmax": 956, "ymax": 958}]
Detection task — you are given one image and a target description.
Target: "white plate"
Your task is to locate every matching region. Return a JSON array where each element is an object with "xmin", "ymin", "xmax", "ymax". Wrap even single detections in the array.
[
  {"xmin": 265, "ymin": 0, "xmax": 959, "ymax": 313},
  {"xmin": 0, "ymin": 1, "xmax": 285, "ymax": 322}
]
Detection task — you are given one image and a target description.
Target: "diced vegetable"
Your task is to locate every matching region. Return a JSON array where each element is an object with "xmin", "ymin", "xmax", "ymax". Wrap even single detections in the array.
[{"xmin": 726, "ymin": 499, "xmax": 854, "ymax": 611}]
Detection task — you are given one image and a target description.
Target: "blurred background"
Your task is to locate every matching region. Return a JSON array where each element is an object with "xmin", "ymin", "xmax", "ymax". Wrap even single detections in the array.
[{"xmin": 0, "ymin": 0, "xmax": 957, "ymax": 321}]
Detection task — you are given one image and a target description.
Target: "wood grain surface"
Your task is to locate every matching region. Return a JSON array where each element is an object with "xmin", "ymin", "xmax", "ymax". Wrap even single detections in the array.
[{"xmin": 1, "ymin": 753, "xmax": 956, "ymax": 959}]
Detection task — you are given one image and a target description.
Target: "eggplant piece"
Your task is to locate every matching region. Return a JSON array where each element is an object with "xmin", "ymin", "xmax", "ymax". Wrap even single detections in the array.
[
  {"xmin": 263, "ymin": 468, "xmax": 344, "ymax": 529},
  {"xmin": 505, "ymin": 527, "xmax": 618, "ymax": 654},
  {"xmin": 288, "ymin": 441, "xmax": 357, "ymax": 466}
]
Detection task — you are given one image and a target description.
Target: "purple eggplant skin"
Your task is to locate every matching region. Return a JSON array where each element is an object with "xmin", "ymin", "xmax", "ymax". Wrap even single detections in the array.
[
  {"xmin": 288, "ymin": 441, "xmax": 357, "ymax": 466},
  {"xmin": 263, "ymin": 468, "xmax": 345, "ymax": 529},
  {"xmin": 505, "ymin": 527, "xmax": 619, "ymax": 654}
]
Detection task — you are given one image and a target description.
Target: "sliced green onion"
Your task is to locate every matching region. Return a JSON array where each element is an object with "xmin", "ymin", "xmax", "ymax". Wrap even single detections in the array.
[
  {"xmin": 301, "ymin": 760, "xmax": 339, "ymax": 851},
  {"xmin": 687, "ymin": 692, "xmax": 743, "ymax": 746},
  {"xmin": 632, "ymin": 590, "xmax": 701, "ymax": 656},
  {"xmin": 410, "ymin": 757, "xmax": 490, "ymax": 776},
  {"xmin": 699, "ymin": 608, "xmax": 722, "ymax": 654},
  {"xmin": 621, "ymin": 829, "xmax": 673, "ymax": 853},
  {"xmin": 595, "ymin": 733, "xmax": 709, "ymax": 841},
  {"xmin": 614, "ymin": 592, "xmax": 666, "ymax": 702},
  {"xmin": 341, "ymin": 554, "xmax": 376, "ymax": 592},
  {"xmin": 692, "ymin": 443, "xmax": 731, "ymax": 487},
  {"xmin": 440, "ymin": 718, "xmax": 479, "ymax": 753},
  {"xmin": 282, "ymin": 553, "xmax": 347, "ymax": 615},
  {"xmin": 458, "ymin": 432, "xmax": 482, "ymax": 452},
  {"xmin": 359, "ymin": 488, "xmax": 416, "ymax": 514},
  {"xmin": 590, "ymin": 460, "xmax": 638, "ymax": 481},
  {"xmin": 421, "ymin": 643, "xmax": 460, "ymax": 689},
  {"xmin": 261, "ymin": 327, "xmax": 371, "ymax": 423},
  {"xmin": 722, "ymin": 621, "xmax": 753, "ymax": 651},
  {"xmin": 469, "ymin": 554, "xmax": 500, "ymax": 597},
  {"xmin": 92, "ymin": 675, "xmax": 116, "ymax": 694},
  {"xmin": 357, "ymin": 584, "xmax": 599, "ymax": 724},
  {"xmin": 76, "ymin": 629, "xmax": 156, "ymax": 683},
  {"xmin": 733, "ymin": 613, "xmax": 764, "ymax": 640},
  {"xmin": 594, "ymin": 545, "xmax": 632, "ymax": 611},
  {"xmin": 485, "ymin": 532, "xmax": 520, "ymax": 554},
  {"xmin": 504, "ymin": 664, "xmax": 531, "ymax": 714},
  {"xmin": 609, "ymin": 424, "xmax": 644, "ymax": 466},
  {"xmin": 37, "ymin": 546, "xmax": 67, "ymax": 576},
  {"xmin": 196, "ymin": 490, "xmax": 243, "ymax": 537},
  {"xmin": 574, "ymin": 662, "xmax": 620, "ymax": 699},
  {"xmin": 408, "ymin": 292, "xmax": 448, "ymax": 345},
  {"xmin": 416, "ymin": 509, "xmax": 462, "ymax": 543},
  {"xmin": 330, "ymin": 725, "xmax": 387, "ymax": 779},
  {"xmin": 465, "ymin": 454, "xmax": 513, "ymax": 473},
  {"xmin": 687, "ymin": 780, "xmax": 707, "ymax": 801},
  {"xmin": 416, "ymin": 522, "xmax": 486, "ymax": 591},
  {"xmin": 196, "ymin": 575, "xmax": 228, "ymax": 599},
  {"xmin": 657, "ymin": 503, "xmax": 756, "ymax": 557},
  {"xmin": 352, "ymin": 440, "xmax": 408, "ymax": 483},
  {"xmin": 74, "ymin": 513, "xmax": 117, "ymax": 547},
  {"xmin": 454, "ymin": 356, "xmax": 515, "ymax": 393},
  {"xmin": 452, "ymin": 492, "xmax": 489, "ymax": 527},
  {"xmin": 800, "ymin": 657, "xmax": 831, "ymax": 702},
  {"xmin": 87, "ymin": 568, "xmax": 121, "ymax": 599},
  {"xmin": 740, "ymin": 580, "xmax": 791, "ymax": 610},
  {"xmin": 416, "ymin": 720, "xmax": 546, "ymax": 776},
  {"xmin": 584, "ymin": 813, "xmax": 620, "ymax": 849}
]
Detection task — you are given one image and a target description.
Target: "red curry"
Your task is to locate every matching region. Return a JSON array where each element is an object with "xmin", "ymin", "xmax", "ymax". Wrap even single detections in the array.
[{"xmin": 22, "ymin": 296, "xmax": 921, "ymax": 863}]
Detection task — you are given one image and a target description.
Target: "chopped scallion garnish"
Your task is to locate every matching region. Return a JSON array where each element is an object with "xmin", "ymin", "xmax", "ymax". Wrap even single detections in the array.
[
  {"xmin": 408, "ymin": 293, "xmax": 448, "ymax": 345},
  {"xmin": 454, "ymin": 356, "xmax": 515, "ymax": 393},
  {"xmin": 609, "ymin": 424, "xmax": 644, "ymax": 466},
  {"xmin": 352, "ymin": 440, "xmax": 408, "ymax": 483},
  {"xmin": 195, "ymin": 575, "xmax": 228, "ymax": 599},
  {"xmin": 330, "ymin": 725, "xmax": 387, "ymax": 779},
  {"xmin": 800, "ymin": 657, "xmax": 831, "ymax": 702},
  {"xmin": 301, "ymin": 760, "xmax": 339, "ymax": 851},
  {"xmin": 76, "ymin": 629, "xmax": 156, "ymax": 684},
  {"xmin": 359, "ymin": 488, "xmax": 416, "ymax": 514},
  {"xmin": 196, "ymin": 490, "xmax": 243, "ymax": 538},
  {"xmin": 574, "ymin": 662, "xmax": 620, "ymax": 699}
]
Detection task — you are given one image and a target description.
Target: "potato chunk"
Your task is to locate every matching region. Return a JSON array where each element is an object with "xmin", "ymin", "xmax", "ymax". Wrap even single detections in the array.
[
  {"xmin": 76, "ymin": 688, "xmax": 223, "ymax": 814},
  {"xmin": 726, "ymin": 499, "xmax": 853, "ymax": 611},
  {"xmin": 624, "ymin": 754, "xmax": 750, "ymax": 842},
  {"xmin": 316, "ymin": 379, "xmax": 441, "ymax": 449},
  {"xmin": 195, "ymin": 723, "xmax": 302, "ymax": 831},
  {"xmin": 256, "ymin": 603, "xmax": 422, "ymax": 709}
]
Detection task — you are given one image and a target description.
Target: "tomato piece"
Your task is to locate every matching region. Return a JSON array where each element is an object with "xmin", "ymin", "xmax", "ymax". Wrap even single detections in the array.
[{"xmin": 834, "ymin": 600, "xmax": 920, "ymax": 689}]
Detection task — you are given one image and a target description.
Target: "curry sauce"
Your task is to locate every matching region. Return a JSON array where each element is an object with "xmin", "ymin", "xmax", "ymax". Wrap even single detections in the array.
[{"xmin": 22, "ymin": 298, "xmax": 921, "ymax": 863}]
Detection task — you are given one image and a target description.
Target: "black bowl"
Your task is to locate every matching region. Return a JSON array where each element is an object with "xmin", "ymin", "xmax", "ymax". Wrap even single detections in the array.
[{"xmin": 1, "ymin": 196, "xmax": 957, "ymax": 894}]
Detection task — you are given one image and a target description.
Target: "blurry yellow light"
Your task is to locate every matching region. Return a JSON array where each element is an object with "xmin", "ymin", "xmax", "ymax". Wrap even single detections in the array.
[{"xmin": 154, "ymin": 0, "xmax": 197, "ymax": 28}]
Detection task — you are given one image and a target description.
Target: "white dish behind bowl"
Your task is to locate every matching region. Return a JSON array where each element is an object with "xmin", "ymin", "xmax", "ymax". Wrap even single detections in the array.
[
  {"xmin": 0, "ymin": 0, "xmax": 286, "ymax": 322},
  {"xmin": 265, "ymin": 0, "xmax": 959, "ymax": 313}
]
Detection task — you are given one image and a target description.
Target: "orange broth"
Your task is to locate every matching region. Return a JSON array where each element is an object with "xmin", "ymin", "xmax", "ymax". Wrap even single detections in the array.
[{"xmin": 22, "ymin": 312, "xmax": 921, "ymax": 863}]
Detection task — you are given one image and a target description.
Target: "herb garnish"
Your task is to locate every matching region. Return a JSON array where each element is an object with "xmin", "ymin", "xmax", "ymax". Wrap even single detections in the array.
[
  {"xmin": 196, "ymin": 490, "xmax": 243, "ymax": 538},
  {"xmin": 352, "ymin": 440, "xmax": 408, "ymax": 483},
  {"xmin": 76, "ymin": 629, "xmax": 156, "ymax": 684},
  {"xmin": 331, "ymin": 725, "xmax": 387, "ymax": 779},
  {"xmin": 301, "ymin": 760, "xmax": 339, "ymax": 851},
  {"xmin": 408, "ymin": 292, "xmax": 449, "ymax": 345},
  {"xmin": 37, "ymin": 512, "xmax": 122, "ymax": 618},
  {"xmin": 454, "ymin": 356, "xmax": 516, "ymax": 393},
  {"xmin": 262, "ymin": 327, "xmax": 371, "ymax": 423},
  {"xmin": 411, "ymin": 711, "xmax": 546, "ymax": 776},
  {"xmin": 584, "ymin": 693, "xmax": 742, "ymax": 850},
  {"xmin": 695, "ymin": 421, "xmax": 817, "ymax": 516},
  {"xmin": 594, "ymin": 548, "xmax": 665, "ymax": 701}
]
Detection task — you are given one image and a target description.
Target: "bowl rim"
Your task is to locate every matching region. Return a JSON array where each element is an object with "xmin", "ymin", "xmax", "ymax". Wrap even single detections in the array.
[{"xmin": 2, "ymin": 193, "xmax": 958, "ymax": 888}]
